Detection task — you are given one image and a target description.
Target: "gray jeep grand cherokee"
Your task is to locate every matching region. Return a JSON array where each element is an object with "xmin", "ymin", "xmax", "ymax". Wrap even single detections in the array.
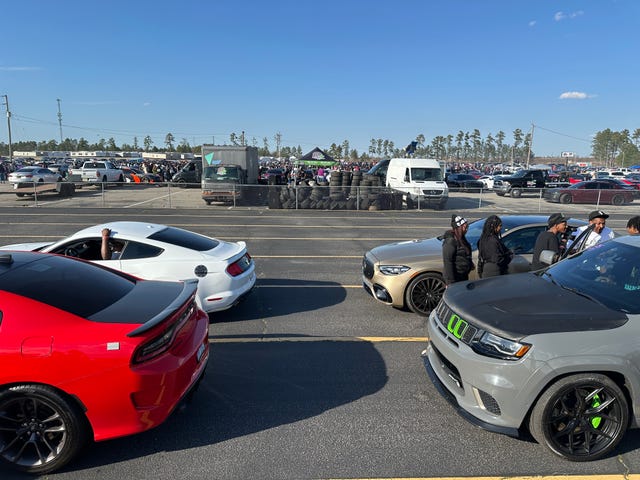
[{"xmin": 424, "ymin": 235, "xmax": 640, "ymax": 461}]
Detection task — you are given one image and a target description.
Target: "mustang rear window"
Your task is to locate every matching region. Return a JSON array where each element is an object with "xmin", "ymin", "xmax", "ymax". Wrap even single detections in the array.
[
  {"xmin": 148, "ymin": 226, "xmax": 219, "ymax": 251},
  {"xmin": 0, "ymin": 254, "xmax": 134, "ymax": 318}
]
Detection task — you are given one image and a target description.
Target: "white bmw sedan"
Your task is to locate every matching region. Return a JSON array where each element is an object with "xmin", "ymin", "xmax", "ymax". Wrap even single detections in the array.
[{"xmin": 1, "ymin": 221, "xmax": 255, "ymax": 313}]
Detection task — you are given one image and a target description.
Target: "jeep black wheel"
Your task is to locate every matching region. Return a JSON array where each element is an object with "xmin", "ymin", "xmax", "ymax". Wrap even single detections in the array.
[
  {"xmin": 404, "ymin": 272, "xmax": 445, "ymax": 316},
  {"xmin": 510, "ymin": 188, "xmax": 522, "ymax": 198},
  {"xmin": 529, "ymin": 373, "xmax": 628, "ymax": 461},
  {"xmin": 0, "ymin": 385, "xmax": 90, "ymax": 474}
]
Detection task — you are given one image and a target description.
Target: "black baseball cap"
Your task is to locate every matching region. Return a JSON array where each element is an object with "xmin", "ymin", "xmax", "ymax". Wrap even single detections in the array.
[
  {"xmin": 588, "ymin": 210, "xmax": 609, "ymax": 221},
  {"xmin": 547, "ymin": 213, "xmax": 567, "ymax": 228}
]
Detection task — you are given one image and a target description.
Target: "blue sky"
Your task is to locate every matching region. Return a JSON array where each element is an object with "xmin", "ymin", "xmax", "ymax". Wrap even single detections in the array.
[{"xmin": 1, "ymin": 0, "xmax": 638, "ymax": 158}]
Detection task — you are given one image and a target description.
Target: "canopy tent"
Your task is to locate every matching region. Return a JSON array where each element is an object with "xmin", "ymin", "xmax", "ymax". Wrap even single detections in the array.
[{"xmin": 295, "ymin": 147, "xmax": 336, "ymax": 167}]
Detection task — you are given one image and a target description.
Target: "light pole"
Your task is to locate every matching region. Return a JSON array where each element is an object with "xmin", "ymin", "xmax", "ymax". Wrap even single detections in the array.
[{"xmin": 57, "ymin": 98, "xmax": 63, "ymax": 144}]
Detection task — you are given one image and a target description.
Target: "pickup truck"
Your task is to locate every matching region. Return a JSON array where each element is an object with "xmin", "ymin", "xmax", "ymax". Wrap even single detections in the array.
[
  {"xmin": 70, "ymin": 161, "xmax": 124, "ymax": 185},
  {"xmin": 493, "ymin": 169, "xmax": 569, "ymax": 197}
]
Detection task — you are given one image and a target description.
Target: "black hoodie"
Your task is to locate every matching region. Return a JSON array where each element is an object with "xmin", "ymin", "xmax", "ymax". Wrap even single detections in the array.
[{"xmin": 441, "ymin": 230, "xmax": 473, "ymax": 284}]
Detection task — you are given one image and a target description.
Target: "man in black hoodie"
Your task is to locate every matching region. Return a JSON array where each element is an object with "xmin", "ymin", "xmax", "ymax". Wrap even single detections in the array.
[{"xmin": 442, "ymin": 215, "xmax": 474, "ymax": 285}]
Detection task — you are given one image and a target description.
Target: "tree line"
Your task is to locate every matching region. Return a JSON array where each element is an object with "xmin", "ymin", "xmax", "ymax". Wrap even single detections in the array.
[{"xmin": 1, "ymin": 127, "xmax": 638, "ymax": 167}]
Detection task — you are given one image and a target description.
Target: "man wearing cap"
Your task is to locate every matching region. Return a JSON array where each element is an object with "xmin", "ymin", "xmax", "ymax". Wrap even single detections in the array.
[
  {"xmin": 569, "ymin": 210, "xmax": 615, "ymax": 253},
  {"xmin": 531, "ymin": 213, "xmax": 568, "ymax": 270}
]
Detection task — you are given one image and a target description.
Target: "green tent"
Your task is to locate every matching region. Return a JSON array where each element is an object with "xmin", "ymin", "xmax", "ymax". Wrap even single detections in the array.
[{"xmin": 296, "ymin": 147, "xmax": 336, "ymax": 167}]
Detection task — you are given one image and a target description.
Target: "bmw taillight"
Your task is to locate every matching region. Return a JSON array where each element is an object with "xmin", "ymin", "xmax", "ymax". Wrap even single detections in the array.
[
  {"xmin": 226, "ymin": 253, "xmax": 252, "ymax": 277},
  {"xmin": 131, "ymin": 300, "xmax": 196, "ymax": 365}
]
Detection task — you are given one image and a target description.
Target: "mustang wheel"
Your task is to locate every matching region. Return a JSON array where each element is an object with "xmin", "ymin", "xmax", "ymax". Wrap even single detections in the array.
[
  {"xmin": 0, "ymin": 385, "xmax": 89, "ymax": 474},
  {"xmin": 529, "ymin": 373, "xmax": 628, "ymax": 461},
  {"xmin": 404, "ymin": 272, "xmax": 446, "ymax": 316}
]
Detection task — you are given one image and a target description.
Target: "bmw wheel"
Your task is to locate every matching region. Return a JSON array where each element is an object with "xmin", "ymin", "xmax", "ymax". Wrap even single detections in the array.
[
  {"xmin": 404, "ymin": 272, "xmax": 446, "ymax": 316},
  {"xmin": 529, "ymin": 373, "xmax": 628, "ymax": 461},
  {"xmin": 0, "ymin": 385, "xmax": 90, "ymax": 474}
]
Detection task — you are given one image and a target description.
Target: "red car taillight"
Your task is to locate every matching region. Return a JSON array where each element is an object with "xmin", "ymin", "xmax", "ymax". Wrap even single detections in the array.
[
  {"xmin": 226, "ymin": 253, "xmax": 251, "ymax": 277},
  {"xmin": 131, "ymin": 300, "xmax": 197, "ymax": 365}
]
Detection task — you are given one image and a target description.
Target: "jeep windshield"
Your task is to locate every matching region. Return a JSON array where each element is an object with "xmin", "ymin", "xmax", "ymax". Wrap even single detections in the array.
[
  {"xmin": 540, "ymin": 238, "xmax": 640, "ymax": 314},
  {"xmin": 203, "ymin": 166, "xmax": 240, "ymax": 182}
]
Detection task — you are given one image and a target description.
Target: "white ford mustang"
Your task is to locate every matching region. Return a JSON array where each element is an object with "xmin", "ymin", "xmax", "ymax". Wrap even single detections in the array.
[{"xmin": 1, "ymin": 221, "xmax": 255, "ymax": 313}]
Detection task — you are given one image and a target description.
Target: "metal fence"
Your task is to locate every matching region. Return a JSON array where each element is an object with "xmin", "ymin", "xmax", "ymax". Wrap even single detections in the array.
[{"xmin": 1, "ymin": 181, "xmax": 637, "ymax": 213}]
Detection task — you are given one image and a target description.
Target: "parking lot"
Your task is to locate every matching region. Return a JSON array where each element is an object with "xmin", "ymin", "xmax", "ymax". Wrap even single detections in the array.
[{"xmin": 0, "ymin": 196, "xmax": 637, "ymax": 479}]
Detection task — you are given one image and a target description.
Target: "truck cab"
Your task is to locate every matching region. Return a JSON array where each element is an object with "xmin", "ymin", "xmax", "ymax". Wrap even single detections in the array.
[{"xmin": 493, "ymin": 169, "xmax": 550, "ymax": 197}]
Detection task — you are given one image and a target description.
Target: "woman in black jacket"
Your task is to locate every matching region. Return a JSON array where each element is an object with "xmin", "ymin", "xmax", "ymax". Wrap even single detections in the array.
[
  {"xmin": 442, "ymin": 215, "xmax": 474, "ymax": 285},
  {"xmin": 477, "ymin": 214, "xmax": 512, "ymax": 278}
]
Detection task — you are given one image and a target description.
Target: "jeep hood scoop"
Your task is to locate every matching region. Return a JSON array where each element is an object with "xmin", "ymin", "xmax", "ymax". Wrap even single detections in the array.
[{"xmin": 443, "ymin": 273, "xmax": 628, "ymax": 340}]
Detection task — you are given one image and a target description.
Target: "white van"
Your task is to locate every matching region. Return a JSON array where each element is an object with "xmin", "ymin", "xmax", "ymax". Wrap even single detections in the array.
[{"xmin": 384, "ymin": 158, "xmax": 448, "ymax": 209}]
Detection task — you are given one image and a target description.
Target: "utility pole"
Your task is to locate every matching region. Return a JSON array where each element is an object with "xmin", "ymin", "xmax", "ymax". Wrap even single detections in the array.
[
  {"xmin": 274, "ymin": 132, "xmax": 282, "ymax": 160},
  {"xmin": 240, "ymin": 130, "xmax": 245, "ymax": 146},
  {"xmin": 2, "ymin": 95, "xmax": 13, "ymax": 162},
  {"xmin": 57, "ymin": 98, "xmax": 63, "ymax": 144},
  {"xmin": 526, "ymin": 122, "xmax": 535, "ymax": 169}
]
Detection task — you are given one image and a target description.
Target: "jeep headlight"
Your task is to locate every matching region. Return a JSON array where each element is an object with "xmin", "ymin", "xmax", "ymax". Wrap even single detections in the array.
[
  {"xmin": 472, "ymin": 332, "xmax": 531, "ymax": 360},
  {"xmin": 378, "ymin": 265, "xmax": 411, "ymax": 275}
]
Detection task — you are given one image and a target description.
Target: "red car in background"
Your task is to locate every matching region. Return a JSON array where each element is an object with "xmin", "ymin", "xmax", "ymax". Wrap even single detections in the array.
[
  {"xmin": 543, "ymin": 180, "xmax": 635, "ymax": 205},
  {"xmin": 0, "ymin": 251, "xmax": 209, "ymax": 474},
  {"xmin": 568, "ymin": 173, "xmax": 591, "ymax": 184}
]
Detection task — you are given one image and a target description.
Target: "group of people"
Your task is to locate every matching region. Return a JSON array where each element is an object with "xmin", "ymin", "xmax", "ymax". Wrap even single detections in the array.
[
  {"xmin": 442, "ymin": 210, "xmax": 640, "ymax": 287},
  {"xmin": 442, "ymin": 214, "xmax": 513, "ymax": 285}
]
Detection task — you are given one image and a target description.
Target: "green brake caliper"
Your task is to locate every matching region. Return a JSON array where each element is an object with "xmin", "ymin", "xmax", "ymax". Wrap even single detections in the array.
[{"xmin": 591, "ymin": 393, "xmax": 602, "ymax": 429}]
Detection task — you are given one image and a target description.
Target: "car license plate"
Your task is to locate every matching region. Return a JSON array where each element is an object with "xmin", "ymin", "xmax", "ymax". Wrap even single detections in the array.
[
  {"xmin": 13, "ymin": 183, "xmax": 18, "ymax": 189},
  {"xmin": 196, "ymin": 342, "xmax": 206, "ymax": 362}
]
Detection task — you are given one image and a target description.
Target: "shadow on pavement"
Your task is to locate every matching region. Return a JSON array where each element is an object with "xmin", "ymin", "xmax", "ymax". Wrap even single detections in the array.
[
  {"xmin": 57, "ymin": 339, "xmax": 387, "ymax": 474},
  {"xmin": 212, "ymin": 278, "xmax": 348, "ymax": 322}
]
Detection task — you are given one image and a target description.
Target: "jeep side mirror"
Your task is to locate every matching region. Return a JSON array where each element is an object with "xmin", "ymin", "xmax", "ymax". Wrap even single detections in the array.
[{"xmin": 539, "ymin": 250, "xmax": 557, "ymax": 266}]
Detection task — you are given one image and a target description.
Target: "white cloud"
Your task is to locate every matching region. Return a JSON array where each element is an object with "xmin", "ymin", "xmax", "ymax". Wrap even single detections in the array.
[
  {"xmin": 559, "ymin": 91, "xmax": 594, "ymax": 100},
  {"xmin": 0, "ymin": 66, "xmax": 42, "ymax": 71},
  {"xmin": 555, "ymin": 10, "xmax": 584, "ymax": 21},
  {"xmin": 143, "ymin": 102, "xmax": 151, "ymax": 107},
  {"xmin": 528, "ymin": 20, "xmax": 537, "ymax": 27}
]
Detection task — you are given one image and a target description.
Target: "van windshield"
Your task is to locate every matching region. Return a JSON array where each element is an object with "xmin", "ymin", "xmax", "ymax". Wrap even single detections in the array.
[{"xmin": 411, "ymin": 168, "xmax": 443, "ymax": 181}]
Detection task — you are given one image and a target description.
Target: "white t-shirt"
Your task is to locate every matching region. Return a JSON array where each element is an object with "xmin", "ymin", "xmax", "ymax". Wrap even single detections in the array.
[{"xmin": 571, "ymin": 225, "xmax": 615, "ymax": 251}]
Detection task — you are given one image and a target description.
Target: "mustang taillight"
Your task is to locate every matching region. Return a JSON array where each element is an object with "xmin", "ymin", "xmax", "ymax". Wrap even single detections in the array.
[
  {"xmin": 226, "ymin": 253, "xmax": 251, "ymax": 277},
  {"xmin": 131, "ymin": 300, "xmax": 196, "ymax": 365}
]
